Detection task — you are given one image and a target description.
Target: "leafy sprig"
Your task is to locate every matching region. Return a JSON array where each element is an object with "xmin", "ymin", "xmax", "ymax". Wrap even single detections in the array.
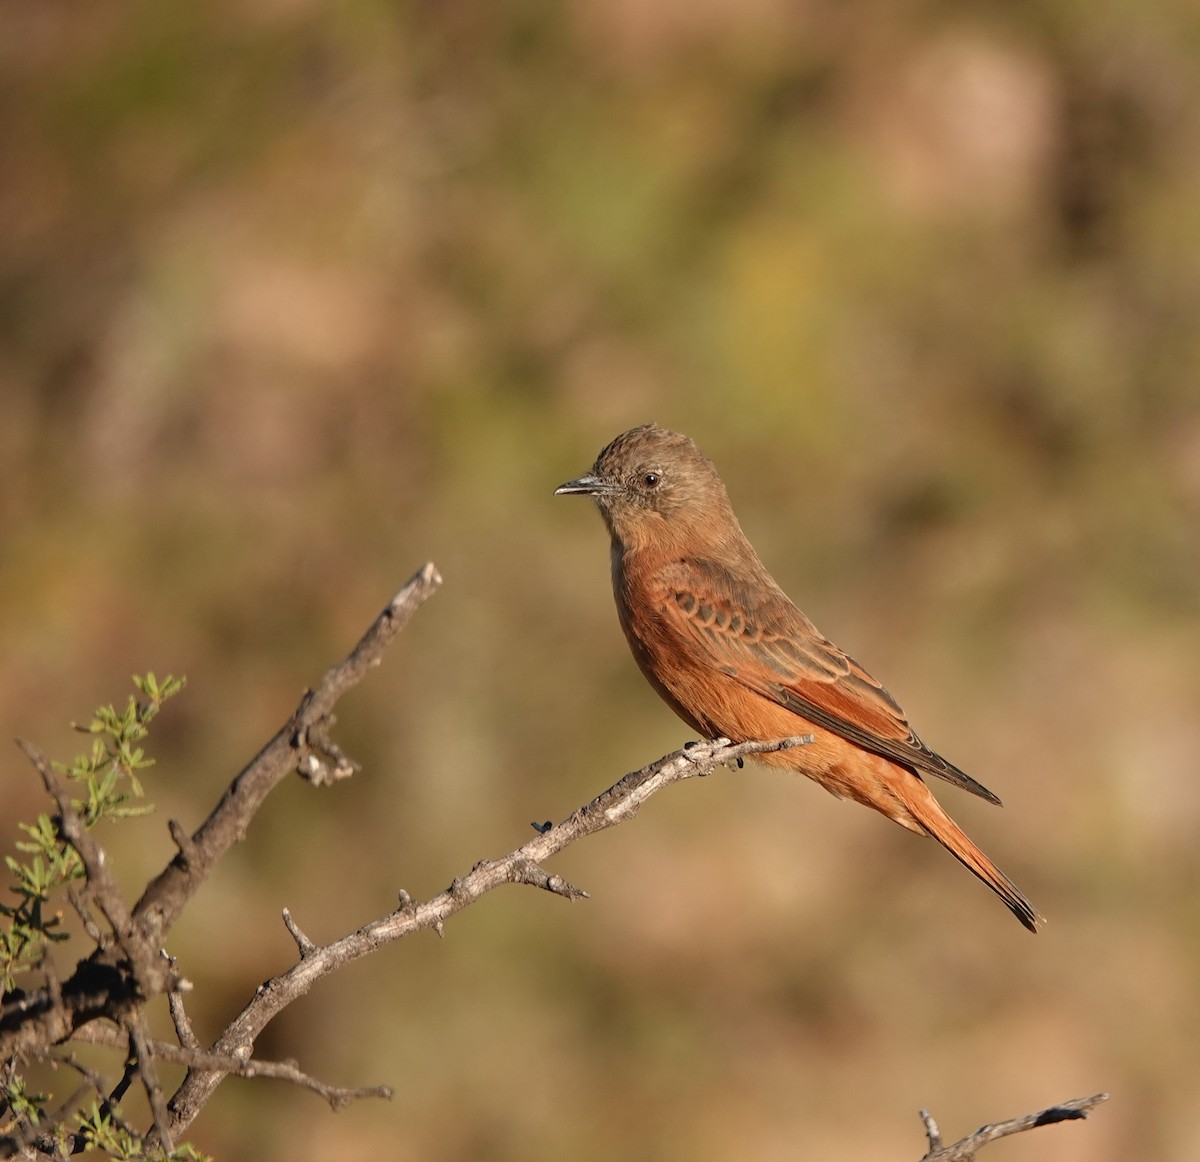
[{"xmin": 0, "ymin": 674, "xmax": 185, "ymax": 991}]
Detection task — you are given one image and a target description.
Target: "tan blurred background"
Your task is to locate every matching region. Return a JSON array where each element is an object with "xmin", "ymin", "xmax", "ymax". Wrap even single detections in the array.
[{"xmin": 3, "ymin": 2, "xmax": 1200, "ymax": 1159}]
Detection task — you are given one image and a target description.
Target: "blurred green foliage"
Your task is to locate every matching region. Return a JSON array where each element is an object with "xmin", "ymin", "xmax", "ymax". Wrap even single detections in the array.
[{"xmin": 2, "ymin": 2, "xmax": 1200, "ymax": 1159}]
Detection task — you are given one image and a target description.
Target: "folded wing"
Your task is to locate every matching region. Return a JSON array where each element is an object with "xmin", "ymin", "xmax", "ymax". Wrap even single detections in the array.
[{"xmin": 655, "ymin": 558, "xmax": 1001, "ymax": 805}]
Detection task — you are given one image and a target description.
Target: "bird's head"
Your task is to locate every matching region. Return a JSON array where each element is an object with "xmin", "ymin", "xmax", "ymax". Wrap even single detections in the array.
[{"xmin": 555, "ymin": 424, "xmax": 739, "ymax": 553}]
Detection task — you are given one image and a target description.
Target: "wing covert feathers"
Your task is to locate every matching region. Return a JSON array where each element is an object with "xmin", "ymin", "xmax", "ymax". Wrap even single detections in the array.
[{"xmin": 657, "ymin": 559, "xmax": 1002, "ymax": 805}]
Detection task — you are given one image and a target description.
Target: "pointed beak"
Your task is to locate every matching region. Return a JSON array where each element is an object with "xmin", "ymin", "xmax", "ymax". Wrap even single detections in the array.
[{"xmin": 554, "ymin": 473, "xmax": 613, "ymax": 497}]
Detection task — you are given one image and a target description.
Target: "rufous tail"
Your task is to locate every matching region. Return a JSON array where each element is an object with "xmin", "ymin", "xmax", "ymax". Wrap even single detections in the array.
[{"xmin": 903, "ymin": 782, "xmax": 1043, "ymax": 933}]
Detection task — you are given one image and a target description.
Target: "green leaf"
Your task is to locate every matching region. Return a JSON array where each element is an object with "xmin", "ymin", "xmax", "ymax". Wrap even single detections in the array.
[{"xmin": 3, "ymin": 674, "xmax": 187, "ymax": 991}]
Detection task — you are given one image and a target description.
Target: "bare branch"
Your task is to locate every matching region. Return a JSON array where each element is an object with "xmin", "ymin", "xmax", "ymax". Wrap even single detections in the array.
[
  {"xmin": 74, "ymin": 1021, "xmax": 392, "ymax": 1111},
  {"xmin": 918, "ymin": 1092, "xmax": 1109, "ymax": 1160},
  {"xmin": 184, "ymin": 1053, "xmax": 393, "ymax": 1112},
  {"xmin": 126, "ymin": 1014, "xmax": 174, "ymax": 1154},
  {"xmin": 132, "ymin": 562, "xmax": 443, "ymax": 945},
  {"xmin": 163, "ymin": 733, "xmax": 812, "ymax": 1134},
  {"xmin": 16, "ymin": 558, "xmax": 1095, "ymax": 1159},
  {"xmin": 507, "ymin": 859, "xmax": 589, "ymax": 900},
  {"xmin": 166, "ymin": 965, "xmax": 200, "ymax": 1053},
  {"xmin": 0, "ymin": 563, "xmax": 442, "ymax": 1063}
]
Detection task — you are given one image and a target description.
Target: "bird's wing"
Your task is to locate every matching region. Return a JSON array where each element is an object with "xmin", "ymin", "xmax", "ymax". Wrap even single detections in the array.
[{"xmin": 653, "ymin": 558, "xmax": 1001, "ymax": 804}]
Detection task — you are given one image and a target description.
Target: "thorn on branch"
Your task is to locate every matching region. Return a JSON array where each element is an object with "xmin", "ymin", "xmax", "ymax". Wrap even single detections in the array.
[
  {"xmin": 531, "ymin": 820, "xmax": 552, "ymax": 834},
  {"xmin": 545, "ymin": 874, "xmax": 589, "ymax": 900},
  {"xmin": 509, "ymin": 859, "xmax": 589, "ymax": 900},
  {"xmin": 396, "ymin": 890, "xmax": 416, "ymax": 916},
  {"xmin": 508, "ymin": 859, "xmax": 592, "ymax": 902},
  {"xmin": 168, "ymin": 819, "xmax": 197, "ymax": 868},
  {"xmin": 920, "ymin": 1108, "xmax": 942, "ymax": 1151},
  {"xmin": 282, "ymin": 909, "xmax": 317, "ymax": 958},
  {"xmin": 160, "ymin": 948, "xmax": 194, "ymax": 990}
]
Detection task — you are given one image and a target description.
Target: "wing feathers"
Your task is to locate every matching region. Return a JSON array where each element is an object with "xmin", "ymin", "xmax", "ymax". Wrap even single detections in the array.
[{"xmin": 660, "ymin": 560, "xmax": 1001, "ymax": 805}]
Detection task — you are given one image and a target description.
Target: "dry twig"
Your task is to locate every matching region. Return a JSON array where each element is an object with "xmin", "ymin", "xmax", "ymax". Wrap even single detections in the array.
[
  {"xmin": 0, "ymin": 563, "xmax": 442, "ymax": 1063},
  {"xmin": 163, "ymin": 732, "xmax": 812, "ymax": 1133},
  {"xmin": 133, "ymin": 562, "xmax": 445, "ymax": 943},
  {"xmin": 918, "ymin": 1092, "xmax": 1109, "ymax": 1160},
  {"xmin": 73, "ymin": 1022, "xmax": 393, "ymax": 1112},
  {"xmin": 1, "ymin": 558, "xmax": 1108, "ymax": 1159}
]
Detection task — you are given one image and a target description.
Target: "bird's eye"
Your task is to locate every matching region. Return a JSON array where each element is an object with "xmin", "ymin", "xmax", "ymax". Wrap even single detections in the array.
[{"xmin": 642, "ymin": 472, "xmax": 660, "ymax": 489}]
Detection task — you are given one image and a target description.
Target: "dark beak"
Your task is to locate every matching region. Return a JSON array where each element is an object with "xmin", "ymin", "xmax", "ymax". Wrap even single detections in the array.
[{"xmin": 554, "ymin": 473, "xmax": 612, "ymax": 497}]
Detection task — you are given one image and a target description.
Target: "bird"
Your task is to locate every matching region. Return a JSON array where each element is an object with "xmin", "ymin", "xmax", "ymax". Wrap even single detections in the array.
[{"xmin": 555, "ymin": 423, "xmax": 1042, "ymax": 931}]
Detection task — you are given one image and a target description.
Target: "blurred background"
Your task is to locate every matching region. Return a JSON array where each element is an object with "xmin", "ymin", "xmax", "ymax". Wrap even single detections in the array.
[{"xmin": 3, "ymin": 2, "xmax": 1200, "ymax": 1158}]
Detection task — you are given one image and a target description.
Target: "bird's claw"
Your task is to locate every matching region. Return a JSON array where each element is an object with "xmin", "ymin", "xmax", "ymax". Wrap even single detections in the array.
[{"xmin": 681, "ymin": 737, "xmax": 732, "ymax": 772}]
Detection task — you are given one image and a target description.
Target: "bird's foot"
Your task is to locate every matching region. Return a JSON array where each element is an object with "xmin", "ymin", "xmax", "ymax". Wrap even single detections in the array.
[{"xmin": 681, "ymin": 737, "xmax": 732, "ymax": 774}]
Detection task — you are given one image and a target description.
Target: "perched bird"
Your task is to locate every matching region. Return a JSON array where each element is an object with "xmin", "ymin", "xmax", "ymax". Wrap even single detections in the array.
[{"xmin": 556, "ymin": 423, "xmax": 1042, "ymax": 931}]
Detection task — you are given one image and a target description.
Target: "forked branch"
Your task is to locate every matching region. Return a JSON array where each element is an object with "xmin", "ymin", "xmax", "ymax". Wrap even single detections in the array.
[
  {"xmin": 163, "ymin": 732, "xmax": 813, "ymax": 1134},
  {"xmin": 2, "ymin": 558, "xmax": 1108, "ymax": 1161},
  {"xmin": 0, "ymin": 564, "xmax": 443, "ymax": 1065}
]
